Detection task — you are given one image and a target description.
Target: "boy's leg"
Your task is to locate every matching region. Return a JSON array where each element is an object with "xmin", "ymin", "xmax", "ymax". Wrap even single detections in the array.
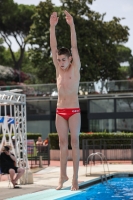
[
  {"xmin": 69, "ymin": 113, "xmax": 81, "ymax": 190},
  {"xmin": 56, "ymin": 114, "xmax": 69, "ymax": 190}
]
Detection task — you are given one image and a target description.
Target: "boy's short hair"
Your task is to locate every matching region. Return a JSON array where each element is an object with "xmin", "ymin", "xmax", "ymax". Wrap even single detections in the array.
[{"xmin": 57, "ymin": 47, "xmax": 72, "ymax": 57}]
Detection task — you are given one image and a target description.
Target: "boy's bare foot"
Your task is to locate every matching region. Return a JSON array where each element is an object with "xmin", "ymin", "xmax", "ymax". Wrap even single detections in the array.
[
  {"xmin": 56, "ymin": 176, "xmax": 69, "ymax": 190},
  {"xmin": 71, "ymin": 179, "xmax": 79, "ymax": 191}
]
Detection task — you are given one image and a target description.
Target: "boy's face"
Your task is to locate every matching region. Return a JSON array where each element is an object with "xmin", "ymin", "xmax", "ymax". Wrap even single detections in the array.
[{"xmin": 57, "ymin": 54, "xmax": 72, "ymax": 70}]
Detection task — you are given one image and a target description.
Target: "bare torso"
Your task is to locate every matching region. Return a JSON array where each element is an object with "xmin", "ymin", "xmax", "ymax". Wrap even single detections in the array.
[{"xmin": 56, "ymin": 64, "xmax": 80, "ymax": 108}]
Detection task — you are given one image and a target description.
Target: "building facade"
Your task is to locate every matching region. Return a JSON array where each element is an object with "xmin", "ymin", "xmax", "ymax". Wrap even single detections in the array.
[
  {"xmin": 1, "ymin": 81, "xmax": 133, "ymax": 139},
  {"xmin": 26, "ymin": 94, "xmax": 133, "ymax": 139}
]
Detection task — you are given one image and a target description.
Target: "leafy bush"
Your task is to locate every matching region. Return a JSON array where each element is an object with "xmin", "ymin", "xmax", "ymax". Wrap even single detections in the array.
[
  {"xmin": 49, "ymin": 132, "xmax": 133, "ymax": 149},
  {"xmin": 27, "ymin": 133, "xmax": 42, "ymax": 140}
]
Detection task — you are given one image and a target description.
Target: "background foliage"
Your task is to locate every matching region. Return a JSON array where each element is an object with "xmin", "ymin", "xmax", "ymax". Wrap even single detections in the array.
[
  {"xmin": 0, "ymin": 0, "xmax": 133, "ymax": 84},
  {"xmin": 28, "ymin": 0, "xmax": 130, "ymax": 83},
  {"xmin": 48, "ymin": 132, "xmax": 133, "ymax": 149}
]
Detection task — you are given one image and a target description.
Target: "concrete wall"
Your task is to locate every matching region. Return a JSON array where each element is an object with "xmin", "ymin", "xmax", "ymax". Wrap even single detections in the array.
[{"xmin": 50, "ymin": 149, "xmax": 132, "ymax": 161}]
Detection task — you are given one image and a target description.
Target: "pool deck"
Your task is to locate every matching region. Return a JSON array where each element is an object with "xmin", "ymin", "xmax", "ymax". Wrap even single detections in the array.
[{"xmin": 1, "ymin": 161, "xmax": 133, "ymax": 200}]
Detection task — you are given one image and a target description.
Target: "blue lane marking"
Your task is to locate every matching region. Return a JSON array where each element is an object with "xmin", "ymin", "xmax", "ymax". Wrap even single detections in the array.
[{"xmin": 6, "ymin": 189, "xmax": 81, "ymax": 200}]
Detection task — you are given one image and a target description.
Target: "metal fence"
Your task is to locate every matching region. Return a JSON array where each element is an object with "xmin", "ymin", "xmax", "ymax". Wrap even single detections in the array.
[
  {"xmin": 0, "ymin": 80, "xmax": 133, "ymax": 96},
  {"xmin": 82, "ymin": 139, "xmax": 133, "ymax": 165},
  {"xmin": 27, "ymin": 144, "xmax": 50, "ymax": 168}
]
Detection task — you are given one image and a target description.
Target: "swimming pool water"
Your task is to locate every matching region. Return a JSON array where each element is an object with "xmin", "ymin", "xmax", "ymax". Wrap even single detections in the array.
[{"xmin": 60, "ymin": 177, "xmax": 133, "ymax": 200}]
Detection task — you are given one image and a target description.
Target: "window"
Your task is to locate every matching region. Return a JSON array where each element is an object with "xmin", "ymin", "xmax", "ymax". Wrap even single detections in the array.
[
  {"xmin": 90, "ymin": 119, "xmax": 115, "ymax": 132},
  {"xmin": 116, "ymin": 99, "xmax": 133, "ymax": 112},
  {"xmin": 116, "ymin": 118, "xmax": 133, "ymax": 132},
  {"xmin": 90, "ymin": 99, "xmax": 114, "ymax": 113},
  {"xmin": 80, "ymin": 100, "xmax": 88, "ymax": 132},
  {"xmin": 27, "ymin": 100, "xmax": 50, "ymax": 115}
]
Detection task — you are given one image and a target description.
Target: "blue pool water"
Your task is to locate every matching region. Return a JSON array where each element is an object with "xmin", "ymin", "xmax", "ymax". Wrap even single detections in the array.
[{"xmin": 59, "ymin": 177, "xmax": 133, "ymax": 200}]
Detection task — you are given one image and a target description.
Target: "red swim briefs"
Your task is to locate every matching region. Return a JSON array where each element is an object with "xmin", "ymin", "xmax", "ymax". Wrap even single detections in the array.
[{"xmin": 56, "ymin": 108, "xmax": 80, "ymax": 120}]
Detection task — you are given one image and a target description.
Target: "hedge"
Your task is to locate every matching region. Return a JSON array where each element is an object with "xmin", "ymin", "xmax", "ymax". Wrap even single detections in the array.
[
  {"xmin": 1, "ymin": 132, "xmax": 133, "ymax": 150},
  {"xmin": 48, "ymin": 132, "xmax": 133, "ymax": 149}
]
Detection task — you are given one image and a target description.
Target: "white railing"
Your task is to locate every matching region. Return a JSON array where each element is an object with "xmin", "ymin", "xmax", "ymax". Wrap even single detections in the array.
[{"xmin": 0, "ymin": 80, "xmax": 133, "ymax": 97}]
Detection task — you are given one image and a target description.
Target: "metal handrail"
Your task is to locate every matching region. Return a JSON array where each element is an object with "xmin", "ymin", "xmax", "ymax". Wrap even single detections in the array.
[
  {"xmin": 82, "ymin": 139, "xmax": 133, "ymax": 166},
  {"xmin": 86, "ymin": 152, "xmax": 110, "ymax": 177},
  {"xmin": 0, "ymin": 80, "xmax": 133, "ymax": 96}
]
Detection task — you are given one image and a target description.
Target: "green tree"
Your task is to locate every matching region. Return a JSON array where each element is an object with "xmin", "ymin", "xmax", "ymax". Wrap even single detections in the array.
[
  {"xmin": 0, "ymin": 43, "xmax": 37, "ymax": 84},
  {"xmin": 129, "ymin": 56, "xmax": 133, "ymax": 78},
  {"xmin": 0, "ymin": 37, "xmax": 5, "ymax": 64},
  {"xmin": 116, "ymin": 45, "xmax": 132, "ymax": 79},
  {"xmin": 21, "ymin": 51, "xmax": 39, "ymax": 84},
  {"xmin": 0, "ymin": 37, "xmax": 14, "ymax": 67},
  {"xmin": 27, "ymin": 0, "xmax": 55, "ymax": 83},
  {"xmin": 28, "ymin": 0, "xmax": 129, "ymax": 83},
  {"xmin": 116, "ymin": 45, "xmax": 132, "ymax": 64},
  {"xmin": 0, "ymin": 0, "xmax": 35, "ymax": 70}
]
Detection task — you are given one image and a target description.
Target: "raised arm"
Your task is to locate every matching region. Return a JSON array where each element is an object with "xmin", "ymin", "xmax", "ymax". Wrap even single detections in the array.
[
  {"xmin": 64, "ymin": 10, "xmax": 81, "ymax": 70},
  {"xmin": 50, "ymin": 12, "xmax": 59, "ymax": 68}
]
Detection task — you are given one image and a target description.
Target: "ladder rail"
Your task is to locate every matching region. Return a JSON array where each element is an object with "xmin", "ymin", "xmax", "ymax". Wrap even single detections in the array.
[{"xmin": 86, "ymin": 152, "xmax": 110, "ymax": 177}]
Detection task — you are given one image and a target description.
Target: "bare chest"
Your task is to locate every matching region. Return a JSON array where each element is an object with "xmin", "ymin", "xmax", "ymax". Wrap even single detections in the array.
[{"xmin": 57, "ymin": 70, "xmax": 78, "ymax": 87}]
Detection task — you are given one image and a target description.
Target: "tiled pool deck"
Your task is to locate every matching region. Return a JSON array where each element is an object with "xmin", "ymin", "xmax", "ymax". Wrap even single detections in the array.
[{"xmin": 0, "ymin": 161, "xmax": 133, "ymax": 200}]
